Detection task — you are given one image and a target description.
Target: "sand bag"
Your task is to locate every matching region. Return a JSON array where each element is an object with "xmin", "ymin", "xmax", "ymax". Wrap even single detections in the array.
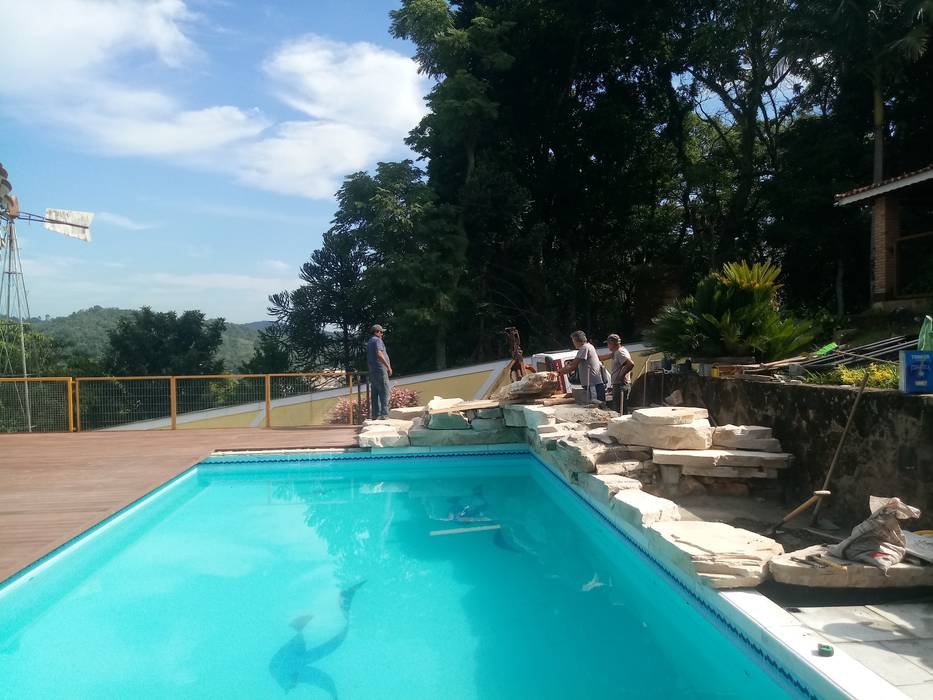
[{"xmin": 826, "ymin": 496, "xmax": 921, "ymax": 573}]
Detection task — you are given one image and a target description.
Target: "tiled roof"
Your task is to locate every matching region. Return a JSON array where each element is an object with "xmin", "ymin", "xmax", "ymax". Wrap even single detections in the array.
[{"xmin": 836, "ymin": 163, "xmax": 933, "ymax": 204}]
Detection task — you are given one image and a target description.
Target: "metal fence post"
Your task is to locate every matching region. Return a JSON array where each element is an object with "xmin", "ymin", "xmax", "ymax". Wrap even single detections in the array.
[
  {"xmin": 75, "ymin": 379, "xmax": 82, "ymax": 432},
  {"xmin": 169, "ymin": 377, "xmax": 177, "ymax": 430},
  {"xmin": 347, "ymin": 371, "xmax": 354, "ymax": 425},
  {"xmin": 66, "ymin": 378, "xmax": 75, "ymax": 432},
  {"xmin": 264, "ymin": 375, "xmax": 272, "ymax": 428}
]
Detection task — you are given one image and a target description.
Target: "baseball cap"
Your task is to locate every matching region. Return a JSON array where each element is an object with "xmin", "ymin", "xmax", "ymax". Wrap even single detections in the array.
[
  {"xmin": 371, "ymin": 324, "xmax": 386, "ymax": 333},
  {"xmin": 605, "ymin": 333, "xmax": 621, "ymax": 344}
]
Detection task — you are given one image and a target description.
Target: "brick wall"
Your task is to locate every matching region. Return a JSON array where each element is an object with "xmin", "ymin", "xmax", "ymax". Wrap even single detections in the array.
[{"xmin": 872, "ymin": 195, "xmax": 899, "ymax": 300}]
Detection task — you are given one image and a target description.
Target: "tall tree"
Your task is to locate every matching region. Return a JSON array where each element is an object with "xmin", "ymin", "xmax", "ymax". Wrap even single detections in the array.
[
  {"xmin": 269, "ymin": 229, "xmax": 376, "ymax": 372},
  {"xmin": 331, "ymin": 161, "xmax": 467, "ymax": 370},
  {"xmin": 105, "ymin": 308, "xmax": 225, "ymax": 375},
  {"xmin": 792, "ymin": 0, "xmax": 933, "ymax": 182}
]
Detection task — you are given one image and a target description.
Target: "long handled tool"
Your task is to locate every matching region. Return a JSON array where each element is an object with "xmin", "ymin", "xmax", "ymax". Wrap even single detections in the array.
[
  {"xmin": 766, "ymin": 490, "xmax": 831, "ymax": 535},
  {"xmin": 809, "ymin": 371, "xmax": 870, "ymax": 526}
]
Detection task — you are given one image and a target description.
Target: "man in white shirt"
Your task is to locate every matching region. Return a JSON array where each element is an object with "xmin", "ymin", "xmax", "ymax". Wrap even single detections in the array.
[
  {"xmin": 555, "ymin": 330, "xmax": 606, "ymax": 402},
  {"xmin": 606, "ymin": 333, "xmax": 634, "ymax": 413}
]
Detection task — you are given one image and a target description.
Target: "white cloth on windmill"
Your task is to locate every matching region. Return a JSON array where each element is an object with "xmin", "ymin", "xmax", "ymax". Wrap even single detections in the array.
[
  {"xmin": 44, "ymin": 209, "xmax": 94, "ymax": 242},
  {"xmin": 826, "ymin": 496, "xmax": 921, "ymax": 573}
]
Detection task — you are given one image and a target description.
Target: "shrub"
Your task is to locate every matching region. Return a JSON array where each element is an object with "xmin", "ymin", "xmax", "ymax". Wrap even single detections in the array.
[
  {"xmin": 806, "ymin": 363, "xmax": 898, "ymax": 389},
  {"xmin": 646, "ymin": 260, "xmax": 815, "ymax": 362},
  {"xmin": 329, "ymin": 385, "xmax": 421, "ymax": 424}
]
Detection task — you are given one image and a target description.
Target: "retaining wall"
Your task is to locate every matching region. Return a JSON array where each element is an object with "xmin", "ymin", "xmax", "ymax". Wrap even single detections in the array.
[{"xmin": 639, "ymin": 374, "xmax": 933, "ymax": 528}]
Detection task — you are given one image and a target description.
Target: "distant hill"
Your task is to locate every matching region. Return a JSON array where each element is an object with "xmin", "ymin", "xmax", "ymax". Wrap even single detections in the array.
[{"xmin": 31, "ymin": 306, "xmax": 270, "ymax": 372}]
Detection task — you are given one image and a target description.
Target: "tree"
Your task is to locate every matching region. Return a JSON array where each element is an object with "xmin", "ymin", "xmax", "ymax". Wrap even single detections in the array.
[
  {"xmin": 269, "ymin": 229, "xmax": 376, "ymax": 372},
  {"xmin": 791, "ymin": 0, "xmax": 933, "ymax": 182},
  {"xmin": 239, "ymin": 327, "xmax": 291, "ymax": 374},
  {"xmin": 646, "ymin": 260, "xmax": 815, "ymax": 361},
  {"xmin": 104, "ymin": 307, "xmax": 226, "ymax": 375},
  {"xmin": 331, "ymin": 161, "xmax": 467, "ymax": 371},
  {"xmin": 0, "ymin": 321, "xmax": 67, "ymax": 377}
]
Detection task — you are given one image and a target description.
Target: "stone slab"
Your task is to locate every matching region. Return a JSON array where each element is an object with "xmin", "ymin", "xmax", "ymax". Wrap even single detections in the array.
[
  {"xmin": 425, "ymin": 396, "xmax": 464, "ymax": 412},
  {"xmin": 610, "ymin": 490, "xmax": 680, "ymax": 527},
  {"xmin": 522, "ymin": 405, "xmax": 557, "ymax": 429},
  {"xmin": 409, "ymin": 425, "xmax": 524, "ymax": 446},
  {"xmin": 594, "ymin": 460, "xmax": 645, "ymax": 476},
  {"xmin": 387, "ymin": 406, "xmax": 425, "ymax": 420},
  {"xmin": 713, "ymin": 436, "xmax": 783, "ymax": 452},
  {"xmin": 579, "ymin": 473, "xmax": 642, "ymax": 504},
  {"xmin": 649, "ymin": 521, "xmax": 782, "ymax": 588},
  {"xmin": 586, "ymin": 427, "xmax": 616, "ymax": 444},
  {"xmin": 652, "ymin": 448, "xmax": 792, "ymax": 469},
  {"xmin": 608, "ymin": 416, "xmax": 712, "ymax": 450},
  {"xmin": 475, "ymin": 407, "xmax": 503, "ymax": 419},
  {"xmin": 427, "ymin": 412, "xmax": 471, "ymax": 430},
  {"xmin": 659, "ymin": 464, "xmax": 682, "ymax": 485},
  {"xmin": 471, "ymin": 417, "xmax": 504, "ymax": 431},
  {"xmin": 363, "ymin": 418, "xmax": 413, "ymax": 430},
  {"xmin": 682, "ymin": 465, "xmax": 780, "ymax": 479},
  {"xmin": 713, "ymin": 424, "xmax": 773, "ymax": 441},
  {"xmin": 552, "ymin": 405, "xmax": 615, "ymax": 427},
  {"xmin": 502, "ymin": 404, "xmax": 527, "ymax": 427},
  {"xmin": 632, "ymin": 406, "xmax": 708, "ymax": 425},
  {"xmin": 770, "ymin": 545, "xmax": 933, "ymax": 588},
  {"xmin": 359, "ymin": 431, "xmax": 411, "ymax": 448}
]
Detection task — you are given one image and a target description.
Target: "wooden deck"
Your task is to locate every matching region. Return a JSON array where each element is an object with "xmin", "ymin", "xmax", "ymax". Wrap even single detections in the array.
[{"xmin": 0, "ymin": 427, "xmax": 360, "ymax": 583}]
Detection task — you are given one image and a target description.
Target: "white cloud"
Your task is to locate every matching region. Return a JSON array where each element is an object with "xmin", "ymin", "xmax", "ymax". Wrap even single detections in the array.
[
  {"xmin": 265, "ymin": 35, "xmax": 427, "ymax": 133},
  {"xmin": 259, "ymin": 259, "xmax": 291, "ymax": 273},
  {"xmin": 139, "ymin": 272, "xmax": 297, "ymax": 295},
  {"xmin": 236, "ymin": 35, "xmax": 429, "ymax": 197},
  {"xmin": 96, "ymin": 211, "xmax": 154, "ymax": 231},
  {"xmin": 0, "ymin": 4, "xmax": 430, "ymax": 200},
  {"xmin": 237, "ymin": 121, "xmax": 384, "ymax": 198}
]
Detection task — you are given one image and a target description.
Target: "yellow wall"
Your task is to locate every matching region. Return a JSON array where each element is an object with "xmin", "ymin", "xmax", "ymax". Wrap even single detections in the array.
[
  {"xmin": 176, "ymin": 410, "xmax": 261, "ymax": 429},
  {"xmin": 141, "ymin": 368, "xmax": 498, "ymax": 429}
]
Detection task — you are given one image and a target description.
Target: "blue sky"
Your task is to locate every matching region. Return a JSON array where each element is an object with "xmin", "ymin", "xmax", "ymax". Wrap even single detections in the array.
[{"xmin": 1, "ymin": 0, "xmax": 429, "ymax": 322}]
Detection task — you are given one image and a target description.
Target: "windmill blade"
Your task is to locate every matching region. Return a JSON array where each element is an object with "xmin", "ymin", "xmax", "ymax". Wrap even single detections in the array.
[{"xmin": 44, "ymin": 208, "xmax": 93, "ymax": 242}]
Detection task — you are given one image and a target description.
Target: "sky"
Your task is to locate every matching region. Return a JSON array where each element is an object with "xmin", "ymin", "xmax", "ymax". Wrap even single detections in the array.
[{"xmin": 0, "ymin": 0, "xmax": 430, "ymax": 323}]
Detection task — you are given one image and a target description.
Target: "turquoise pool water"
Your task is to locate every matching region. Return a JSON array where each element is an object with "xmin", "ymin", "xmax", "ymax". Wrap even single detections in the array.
[{"xmin": 0, "ymin": 453, "xmax": 802, "ymax": 698}]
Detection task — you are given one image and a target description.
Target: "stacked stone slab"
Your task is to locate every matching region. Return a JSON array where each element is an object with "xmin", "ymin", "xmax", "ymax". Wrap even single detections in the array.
[
  {"xmin": 361, "ymin": 396, "xmax": 524, "ymax": 448},
  {"xmin": 600, "ymin": 407, "xmax": 793, "ymax": 485},
  {"xmin": 712, "ymin": 424, "xmax": 782, "ymax": 452},
  {"xmin": 649, "ymin": 521, "xmax": 783, "ymax": 588},
  {"xmin": 607, "ymin": 409, "xmax": 713, "ymax": 450},
  {"xmin": 358, "ymin": 418, "xmax": 413, "ymax": 447}
]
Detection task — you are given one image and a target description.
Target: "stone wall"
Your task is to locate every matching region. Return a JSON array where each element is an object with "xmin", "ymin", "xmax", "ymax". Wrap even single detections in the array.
[{"xmin": 644, "ymin": 374, "xmax": 933, "ymax": 527}]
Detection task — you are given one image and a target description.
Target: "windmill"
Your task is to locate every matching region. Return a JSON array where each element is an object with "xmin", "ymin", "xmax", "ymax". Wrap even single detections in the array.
[{"xmin": 0, "ymin": 161, "xmax": 94, "ymax": 431}]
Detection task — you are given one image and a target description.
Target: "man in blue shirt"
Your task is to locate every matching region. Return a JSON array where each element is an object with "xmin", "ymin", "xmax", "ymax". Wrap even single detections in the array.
[{"xmin": 366, "ymin": 324, "xmax": 392, "ymax": 419}]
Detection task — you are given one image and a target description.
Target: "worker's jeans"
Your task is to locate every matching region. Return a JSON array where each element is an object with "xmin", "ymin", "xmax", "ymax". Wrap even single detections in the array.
[
  {"xmin": 585, "ymin": 383, "xmax": 606, "ymax": 403},
  {"xmin": 370, "ymin": 368, "xmax": 390, "ymax": 419},
  {"xmin": 610, "ymin": 383, "xmax": 632, "ymax": 413}
]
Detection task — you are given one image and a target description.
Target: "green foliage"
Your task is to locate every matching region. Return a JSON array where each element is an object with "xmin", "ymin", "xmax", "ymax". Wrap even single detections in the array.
[
  {"xmin": 239, "ymin": 327, "xmax": 291, "ymax": 374},
  {"xmin": 646, "ymin": 261, "xmax": 815, "ymax": 361},
  {"xmin": 0, "ymin": 321, "xmax": 68, "ymax": 377},
  {"xmin": 806, "ymin": 362, "xmax": 899, "ymax": 389},
  {"xmin": 276, "ymin": 0, "xmax": 933, "ymax": 375},
  {"xmin": 328, "ymin": 386, "xmax": 421, "ymax": 425},
  {"xmin": 32, "ymin": 306, "xmax": 264, "ymax": 373},
  {"xmin": 105, "ymin": 307, "xmax": 226, "ymax": 376}
]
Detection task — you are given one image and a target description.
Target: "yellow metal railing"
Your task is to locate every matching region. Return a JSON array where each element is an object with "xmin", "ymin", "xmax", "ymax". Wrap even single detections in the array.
[{"xmin": 65, "ymin": 371, "xmax": 368, "ymax": 433}]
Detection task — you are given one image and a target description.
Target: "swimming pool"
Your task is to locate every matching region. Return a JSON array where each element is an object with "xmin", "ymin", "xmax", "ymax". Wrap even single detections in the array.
[{"xmin": 1, "ymin": 450, "xmax": 809, "ymax": 698}]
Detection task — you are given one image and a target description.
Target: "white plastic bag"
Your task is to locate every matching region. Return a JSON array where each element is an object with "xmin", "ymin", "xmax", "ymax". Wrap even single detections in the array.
[{"xmin": 827, "ymin": 496, "xmax": 921, "ymax": 573}]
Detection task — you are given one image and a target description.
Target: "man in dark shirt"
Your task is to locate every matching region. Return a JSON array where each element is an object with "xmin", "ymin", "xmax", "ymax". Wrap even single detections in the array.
[{"xmin": 366, "ymin": 324, "xmax": 392, "ymax": 419}]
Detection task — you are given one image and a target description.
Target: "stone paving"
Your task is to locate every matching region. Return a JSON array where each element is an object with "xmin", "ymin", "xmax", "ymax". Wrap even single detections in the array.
[{"xmin": 791, "ymin": 603, "xmax": 933, "ymax": 698}]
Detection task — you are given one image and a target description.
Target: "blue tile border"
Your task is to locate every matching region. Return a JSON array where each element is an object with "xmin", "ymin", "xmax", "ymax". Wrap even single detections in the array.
[
  {"xmin": 528, "ymin": 453, "xmax": 819, "ymax": 700},
  {"xmin": 201, "ymin": 447, "xmax": 529, "ymax": 465}
]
